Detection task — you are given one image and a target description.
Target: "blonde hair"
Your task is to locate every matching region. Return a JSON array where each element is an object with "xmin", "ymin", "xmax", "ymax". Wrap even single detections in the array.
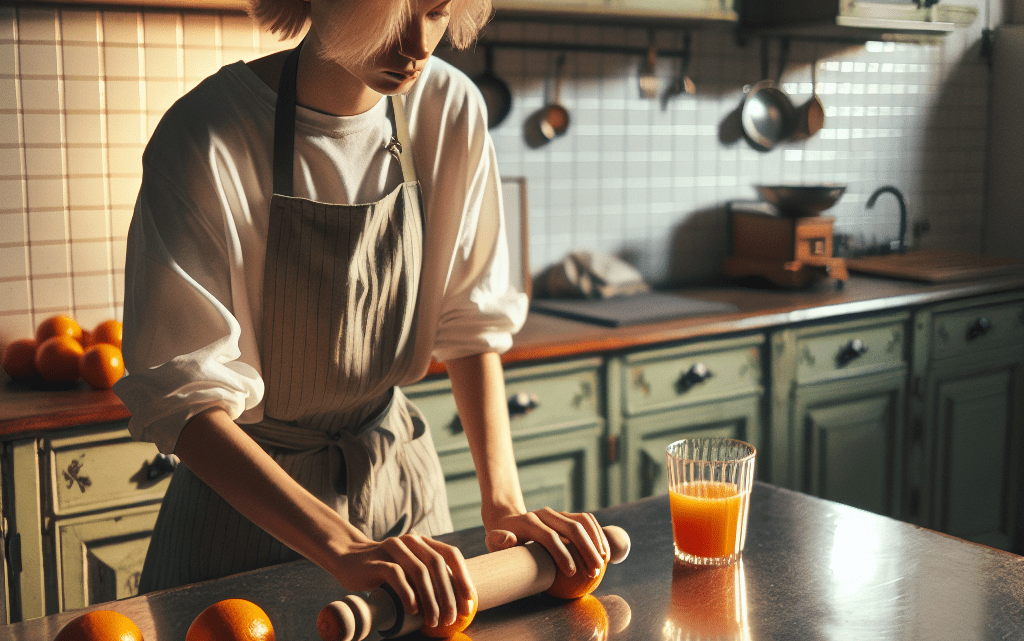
[{"xmin": 248, "ymin": 0, "xmax": 492, "ymax": 65}]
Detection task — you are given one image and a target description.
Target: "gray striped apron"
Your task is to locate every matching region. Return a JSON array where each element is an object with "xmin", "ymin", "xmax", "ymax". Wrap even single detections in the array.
[{"xmin": 138, "ymin": 43, "xmax": 452, "ymax": 593}]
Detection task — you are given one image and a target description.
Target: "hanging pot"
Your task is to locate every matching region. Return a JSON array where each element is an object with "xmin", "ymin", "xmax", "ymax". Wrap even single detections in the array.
[
  {"xmin": 740, "ymin": 38, "xmax": 796, "ymax": 151},
  {"xmin": 524, "ymin": 54, "xmax": 570, "ymax": 147},
  {"xmin": 473, "ymin": 46, "xmax": 512, "ymax": 129}
]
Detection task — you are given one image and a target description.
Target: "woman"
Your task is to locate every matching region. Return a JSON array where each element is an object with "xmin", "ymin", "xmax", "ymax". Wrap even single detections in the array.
[{"xmin": 113, "ymin": 0, "xmax": 609, "ymax": 631}]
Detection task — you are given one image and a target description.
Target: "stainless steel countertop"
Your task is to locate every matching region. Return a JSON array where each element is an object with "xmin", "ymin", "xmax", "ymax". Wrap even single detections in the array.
[{"xmin": 9, "ymin": 483, "xmax": 1024, "ymax": 640}]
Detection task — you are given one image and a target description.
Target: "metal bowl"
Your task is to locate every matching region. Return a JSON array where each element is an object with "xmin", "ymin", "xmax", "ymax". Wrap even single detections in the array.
[{"xmin": 755, "ymin": 184, "xmax": 847, "ymax": 216}]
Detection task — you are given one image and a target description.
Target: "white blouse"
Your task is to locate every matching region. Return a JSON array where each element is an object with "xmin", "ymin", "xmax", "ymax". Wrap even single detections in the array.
[{"xmin": 113, "ymin": 56, "xmax": 528, "ymax": 455}]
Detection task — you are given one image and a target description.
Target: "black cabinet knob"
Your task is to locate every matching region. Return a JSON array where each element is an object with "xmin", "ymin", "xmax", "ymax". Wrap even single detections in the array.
[
  {"xmin": 837, "ymin": 339, "xmax": 868, "ymax": 366},
  {"xmin": 146, "ymin": 453, "xmax": 179, "ymax": 481},
  {"xmin": 966, "ymin": 317, "xmax": 991, "ymax": 341},
  {"xmin": 508, "ymin": 391, "xmax": 540, "ymax": 417},
  {"xmin": 676, "ymin": 362, "xmax": 712, "ymax": 393}
]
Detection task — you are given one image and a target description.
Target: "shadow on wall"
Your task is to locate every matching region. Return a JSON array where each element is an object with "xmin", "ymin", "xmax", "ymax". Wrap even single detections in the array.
[
  {"xmin": 662, "ymin": 205, "xmax": 732, "ymax": 287},
  {"xmin": 915, "ymin": 38, "xmax": 989, "ymax": 254}
]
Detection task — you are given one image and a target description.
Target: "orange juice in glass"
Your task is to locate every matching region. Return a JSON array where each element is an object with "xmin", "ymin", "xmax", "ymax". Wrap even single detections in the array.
[{"xmin": 667, "ymin": 438, "xmax": 755, "ymax": 566}]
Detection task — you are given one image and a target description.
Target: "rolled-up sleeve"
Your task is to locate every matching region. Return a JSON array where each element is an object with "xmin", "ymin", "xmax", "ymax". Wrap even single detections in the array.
[
  {"xmin": 427, "ymin": 83, "xmax": 528, "ymax": 363},
  {"xmin": 114, "ymin": 164, "xmax": 263, "ymax": 454}
]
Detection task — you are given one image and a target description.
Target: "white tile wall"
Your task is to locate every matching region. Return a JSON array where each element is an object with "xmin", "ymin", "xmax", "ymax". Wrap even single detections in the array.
[{"xmin": 0, "ymin": 4, "xmax": 994, "ymax": 346}]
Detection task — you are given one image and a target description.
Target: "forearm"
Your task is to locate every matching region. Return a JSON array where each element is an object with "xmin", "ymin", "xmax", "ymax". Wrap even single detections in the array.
[
  {"xmin": 173, "ymin": 407, "xmax": 370, "ymax": 584},
  {"xmin": 445, "ymin": 351, "xmax": 526, "ymax": 528}
]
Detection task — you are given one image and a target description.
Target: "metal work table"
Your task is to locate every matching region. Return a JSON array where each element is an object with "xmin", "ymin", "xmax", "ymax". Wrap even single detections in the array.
[{"xmin": 8, "ymin": 482, "xmax": 1024, "ymax": 640}]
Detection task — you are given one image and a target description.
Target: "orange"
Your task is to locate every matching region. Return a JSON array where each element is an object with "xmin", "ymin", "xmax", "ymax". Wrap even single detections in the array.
[
  {"xmin": 35, "ymin": 315, "xmax": 83, "ymax": 345},
  {"xmin": 91, "ymin": 319, "xmax": 123, "ymax": 350},
  {"xmin": 187, "ymin": 598, "xmax": 275, "ymax": 641},
  {"xmin": 54, "ymin": 609, "xmax": 143, "ymax": 641},
  {"xmin": 546, "ymin": 547, "xmax": 607, "ymax": 600},
  {"xmin": 420, "ymin": 587, "xmax": 478, "ymax": 638},
  {"xmin": 2, "ymin": 338, "xmax": 39, "ymax": 379},
  {"xmin": 35, "ymin": 336, "xmax": 84, "ymax": 383},
  {"xmin": 564, "ymin": 595, "xmax": 610, "ymax": 639},
  {"xmin": 81, "ymin": 329, "xmax": 94, "ymax": 348},
  {"xmin": 80, "ymin": 343, "xmax": 125, "ymax": 390}
]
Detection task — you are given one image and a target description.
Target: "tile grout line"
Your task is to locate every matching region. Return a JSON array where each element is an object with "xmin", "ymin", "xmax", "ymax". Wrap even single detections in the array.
[
  {"xmin": 54, "ymin": 6, "xmax": 76, "ymax": 320},
  {"xmin": 12, "ymin": 7, "xmax": 35, "ymax": 327}
]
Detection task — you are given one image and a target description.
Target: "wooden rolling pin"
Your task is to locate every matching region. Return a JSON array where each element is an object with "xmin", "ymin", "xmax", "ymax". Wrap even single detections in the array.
[{"xmin": 317, "ymin": 525, "xmax": 631, "ymax": 641}]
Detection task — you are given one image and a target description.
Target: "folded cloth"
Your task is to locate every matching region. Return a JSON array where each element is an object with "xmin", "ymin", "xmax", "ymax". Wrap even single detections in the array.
[{"xmin": 534, "ymin": 251, "xmax": 650, "ymax": 300}]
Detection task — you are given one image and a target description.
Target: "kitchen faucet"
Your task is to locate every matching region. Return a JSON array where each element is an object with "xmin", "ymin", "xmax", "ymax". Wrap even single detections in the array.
[{"xmin": 866, "ymin": 185, "xmax": 907, "ymax": 254}]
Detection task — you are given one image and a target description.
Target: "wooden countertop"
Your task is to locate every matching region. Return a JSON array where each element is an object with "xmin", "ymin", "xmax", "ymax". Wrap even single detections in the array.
[{"xmin": 4, "ymin": 274, "xmax": 1023, "ymax": 438}]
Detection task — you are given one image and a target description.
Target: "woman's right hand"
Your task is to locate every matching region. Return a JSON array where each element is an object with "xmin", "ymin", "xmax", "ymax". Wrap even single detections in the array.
[{"xmin": 335, "ymin": 534, "xmax": 476, "ymax": 629}]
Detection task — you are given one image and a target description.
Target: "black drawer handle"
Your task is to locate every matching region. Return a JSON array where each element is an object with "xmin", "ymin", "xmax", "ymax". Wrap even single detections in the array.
[
  {"xmin": 676, "ymin": 363, "xmax": 712, "ymax": 394},
  {"xmin": 146, "ymin": 453, "xmax": 179, "ymax": 481},
  {"xmin": 508, "ymin": 391, "xmax": 540, "ymax": 417},
  {"xmin": 967, "ymin": 317, "xmax": 991, "ymax": 341},
  {"xmin": 837, "ymin": 339, "xmax": 868, "ymax": 367}
]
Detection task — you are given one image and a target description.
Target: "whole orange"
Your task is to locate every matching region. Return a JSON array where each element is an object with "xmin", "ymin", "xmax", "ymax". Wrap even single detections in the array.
[
  {"xmin": 2, "ymin": 338, "xmax": 39, "ymax": 379},
  {"xmin": 35, "ymin": 315, "xmax": 83, "ymax": 345},
  {"xmin": 91, "ymin": 319, "xmax": 123, "ymax": 350},
  {"xmin": 80, "ymin": 343, "xmax": 125, "ymax": 390},
  {"xmin": 35, "ymin": 336, "xmax": 84, "ymax": 383},
  {"xmin": 187, "ymin": 599, "xmax": 275, "ymax": 641},
  {"xmin": 54, "ymin": 609, "xmax": 143, "ymax": 641},
  {"xmin": 420, "ymin": 587, "xmax": 478, "ymax": 638},
  {"xmin": 546, "ymin": 547, "xmax": 607, "ymax": 600}
]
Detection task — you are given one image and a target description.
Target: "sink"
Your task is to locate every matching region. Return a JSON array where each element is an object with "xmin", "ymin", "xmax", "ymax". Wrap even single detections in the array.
[{"xmin": 845, "ymin": 250, "xmax": 1024, "ymax": 283}]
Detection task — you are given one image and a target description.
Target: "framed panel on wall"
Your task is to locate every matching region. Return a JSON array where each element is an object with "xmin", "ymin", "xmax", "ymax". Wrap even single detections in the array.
[{"xmin": 501, "ymin": 176, "xmax": 531, "ymax": 299}]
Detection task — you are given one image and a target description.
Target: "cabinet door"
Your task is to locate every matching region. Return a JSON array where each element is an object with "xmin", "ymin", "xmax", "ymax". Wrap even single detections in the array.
[
  {"xmin": 55, "ymin": 505, "xmax": 160, "ymax": 611},
  {"xmin": 624, "ymin": 394, "xmax": 763, "ymax": 502},
  {"xmin": 795, "ymin": 371, "xmax": 906, "ymax": 517},
  {"xmin": 439, "ymin": 424, "xmax": 602, "ymax": 532},
  {"xmin": 0, "ymin": 455, "xmax": 8, "ymax": 624},
  {"xmin": 925, "ymin": 356, "xmax": 1024, "ymax": 550}
]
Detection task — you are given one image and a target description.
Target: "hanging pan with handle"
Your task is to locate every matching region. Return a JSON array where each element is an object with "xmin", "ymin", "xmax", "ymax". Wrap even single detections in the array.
[
  {"xmin": 473, "ymin": 46, "xmax": 512, "ymax": 129},
  {"xmin": 524, "ymin": 54, "xmax": 570, "ymax": 147},
  {"xmin": 741, "ymin": 38, "xmax": 796, "ymax": 151}
]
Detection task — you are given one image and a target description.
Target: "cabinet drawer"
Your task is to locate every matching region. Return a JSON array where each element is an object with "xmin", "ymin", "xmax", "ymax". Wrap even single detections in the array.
[
  {"xmin": 931, "ymin": 300, "xmax": 1024, "ymax": 361},
  {"xmin": 48, "ymin": 429, "xmax": 172, "ymax": 517},
  {"xmin": 404, "ymin": 357, "xmax": 603, "ymax": 453},
  {"xmin": 794, "ymin": 316, "xmax": 907, "ymax": 384},
  {"xmin": 622, "ymin": 335, "xmax": 763, "ymax": 417}
]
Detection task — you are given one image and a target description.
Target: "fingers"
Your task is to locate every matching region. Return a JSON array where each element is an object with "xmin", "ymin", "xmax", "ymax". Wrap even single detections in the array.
[
  {"xmin": 378, "ymin": 535, "xmax": 469, "ymax": 629},
  {"xmin": 423, "ymin": 537, "xmax": 476, "ymax": 617},
  {"xmin": 485, "ymin": 529, "xmax": 518, "ymax": 552},
  {"xmin": 507, "ymin": 509, "xmax": 609, "ymax": 579}
]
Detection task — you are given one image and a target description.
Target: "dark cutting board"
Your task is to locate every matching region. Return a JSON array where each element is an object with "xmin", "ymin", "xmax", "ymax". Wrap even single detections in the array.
[{"xmin": 530, "ymin": 292, "xmax": 739, "ymax": 327}]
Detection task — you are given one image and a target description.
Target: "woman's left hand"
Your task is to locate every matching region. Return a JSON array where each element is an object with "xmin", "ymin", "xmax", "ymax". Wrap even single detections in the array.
[{"xmin": 483, "ymin": 507, "xmax": 610, "ymax": 579}]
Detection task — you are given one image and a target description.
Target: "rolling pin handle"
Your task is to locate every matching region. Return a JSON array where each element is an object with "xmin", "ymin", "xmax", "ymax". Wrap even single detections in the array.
[{"xmin": 604, "ymin": 525, "xmax": 631, "ymax": 565}]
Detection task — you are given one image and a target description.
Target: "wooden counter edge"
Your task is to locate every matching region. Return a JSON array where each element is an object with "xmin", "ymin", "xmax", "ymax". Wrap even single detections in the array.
[{"xmin": 6, "ymin": 274, "xmax": 1024, "ymax": 436}]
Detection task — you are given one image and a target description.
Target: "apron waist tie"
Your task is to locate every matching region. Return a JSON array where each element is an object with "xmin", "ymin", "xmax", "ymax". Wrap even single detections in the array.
[{"xmin": 243, "ymin": 388, "xmax": 400, "ymax": 529}]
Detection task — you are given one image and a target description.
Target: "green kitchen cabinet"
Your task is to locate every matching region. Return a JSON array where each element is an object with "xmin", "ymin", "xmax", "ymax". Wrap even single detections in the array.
[
  {"xmin": 792, "ymin": 371, "xmax": 906, "ymax": 515},
  {"xmin": 771, "ymin": 313, "xmax": 909, "ymax": 518},
  {"xmin": 0, "ymin": 457, "xmax": 9, "ymax": 624},
  {"xmin": 404, "ymin": 357, "xmax": 605, "ymax": 531},
  {"xmin": 610, "ymin": 334, "xmax": 766, "ymax": 504},
  {"xmin": 2, "ymin": 424, "xmax": 171, "ymax": 621},
  {"xmin": 55, "ymin": 505, "xmax": 160, "ymax": 611},
  {"xmin": 436, "ymin": 425, "xmax": 603, "ymax": 532},
  {"xmin": 909, "ymin": 293, "xmax": 1024, "ymax": 552}
]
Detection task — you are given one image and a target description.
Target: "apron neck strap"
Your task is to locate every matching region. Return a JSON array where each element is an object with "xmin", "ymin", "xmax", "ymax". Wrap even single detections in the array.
[
  {"xmin": 391, "ymin": 94, "xmax": 418, "ymax": 184},
  {"xmin": 272, "ymin": 40, "xmax": 419, "ymax": 197},
  {"xmin": 272, "ymin": 41, "xmax": 302, "ymax": 197}
]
